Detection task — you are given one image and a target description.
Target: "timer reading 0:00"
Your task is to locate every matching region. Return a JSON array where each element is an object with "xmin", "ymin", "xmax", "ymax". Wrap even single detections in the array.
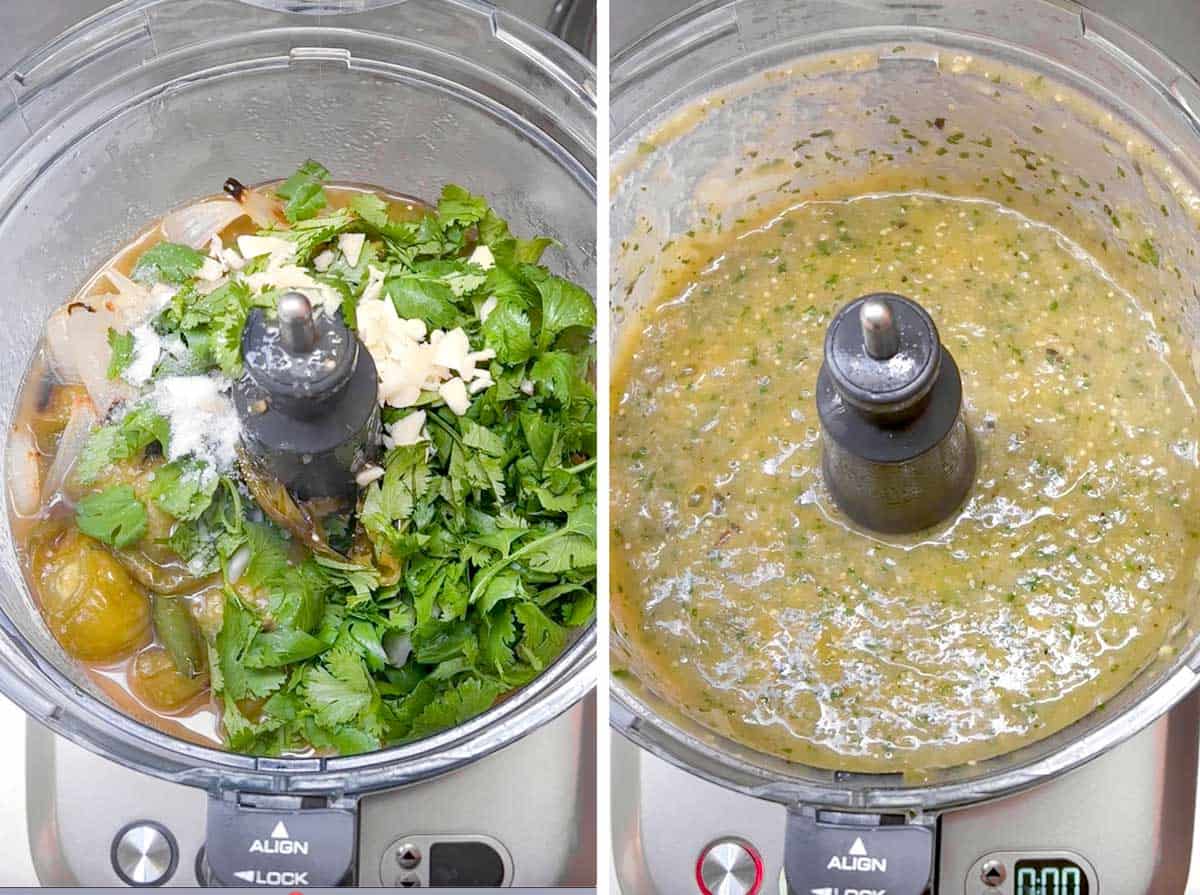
[{"xmin": 1013, "ymin": 859, "xmax": 1090, "ymax": 895}]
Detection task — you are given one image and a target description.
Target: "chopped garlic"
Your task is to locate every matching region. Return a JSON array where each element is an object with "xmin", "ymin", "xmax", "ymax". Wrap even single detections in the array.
[
  {"xmin": 198, "ymin": 257, "xmax": 225, "ymax": 281},
  {"xmin": 400, "ymin": 319, "xmax": 428, "ymax": 341},
  {"xmin": 520, "ymin": 379, "xmax": 535, "ymax": 396},
  {"xmin": 355, "ymin": 465, "xmax": 385, "ymax": 487},
  {"xmin": 313, "ymin": 249, "xmax": 335, "ymax": 272},
  {"xmin": 358, "ymin": 301, "xmax": 494, "ymax": 413},
  {"xmin": 196, "ymin": 275, "xmax": 228, "ymax": 295},
  {"xmin": 432, "ymin": 327, "xmax": 472, "ymax": 376},
  {"xmin": 150, "ymin": 283, "xmax": 179, "ymax": 309},
  {"xmin": 361, "ymin": 265, "xmax": 386, "ymax": 303},
  {"xmin": 237, "ymin": 235, "xmax": 296, "ymax": 260},
  {"xmin": 439, "ymin": 377, "xmax": 470, "ymax": 415},
  {"xmin": 244, "ymin": 266, "xmax": 341, "ymax": 316},
  {"xmin": 385, "ymin": 410, "xmax": 428, "ymax": 448},
  {"xmin": 378, "ymin": 375, "xmax": 422, "ymax": 408},
  {"xmin": 469, "ymin": 244, "xmax": 496, "ymax": 270},
  {"xmin": 468, "ymin": 373, "xmax": 494, "ymax": 394},
  {"xmin": 221, "ymin": 248, "xmax": 245, "ymax": 271},
  {"xmin": 339, "ymin": 233, "xmax": 365, "ymax": 267}
]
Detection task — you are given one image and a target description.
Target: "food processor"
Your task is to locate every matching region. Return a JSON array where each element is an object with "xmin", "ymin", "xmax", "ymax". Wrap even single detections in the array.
[
  {"xmin": 0, "ymin": 0, "xmax": 596, "ymax": 886},
  {"xmin": 611, "ymin": 1, "xmax": 1200, "ymax": 892}
]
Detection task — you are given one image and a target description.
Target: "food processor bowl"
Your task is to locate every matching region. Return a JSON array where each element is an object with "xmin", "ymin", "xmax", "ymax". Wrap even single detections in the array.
[
  {"xmin": 0, "ymin": 0, "xmax": 594, "ymax": 883},
  {"xmin": 612, "ymin": 0, "xmax": 1200, "ymax": 887}
]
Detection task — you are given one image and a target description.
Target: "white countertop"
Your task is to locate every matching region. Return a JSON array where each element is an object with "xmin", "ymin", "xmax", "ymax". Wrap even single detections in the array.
[{"xmin": 0, "ymin": 695, "xmax": 38, "ymax": 886}]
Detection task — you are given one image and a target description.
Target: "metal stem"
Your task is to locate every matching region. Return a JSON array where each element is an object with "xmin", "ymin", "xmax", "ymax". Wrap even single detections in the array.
[
  {"xmin": 860, "ymin": 297, "xmax": 899, "ymax": 359},
  {"xmin": 277, "ymin": 291, "xmax": 317, "ymax": 355}
]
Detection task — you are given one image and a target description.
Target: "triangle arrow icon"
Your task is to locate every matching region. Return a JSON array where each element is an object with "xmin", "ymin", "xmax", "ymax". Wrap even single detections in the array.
[
  {"xmin": 234, "ymin": 870, "xmax": 256, "ymax": 883},
  {"xmin": 271, "ymin": 821, "xmax": 290, "ymax": 840},
  {"xmin": 849, "ymin": 836, "xmax": 868, "ymax": 856}
]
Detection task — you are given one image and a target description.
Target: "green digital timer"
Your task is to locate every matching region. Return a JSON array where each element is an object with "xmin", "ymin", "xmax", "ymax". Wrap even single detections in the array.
[{"xmin": 1013, "ymin": 858, "xmax": 1090, "ymax": 895}]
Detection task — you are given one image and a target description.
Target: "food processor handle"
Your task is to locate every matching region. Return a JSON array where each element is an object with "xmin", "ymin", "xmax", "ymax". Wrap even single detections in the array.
[
  {"xmin": 201, "ymin": 793, "xmax": 359, "ymax": 887},
  {"xmin": 783, "ymin": 806, "xmax": 935, "ymax": 895}
]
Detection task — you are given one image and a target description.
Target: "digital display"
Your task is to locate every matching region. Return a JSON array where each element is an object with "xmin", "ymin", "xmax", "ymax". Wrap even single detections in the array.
[
  {"xmin": 1013, "ymin": 859, "xmax": 1090, "ymax": 895},
  {"xmin": 429, "ymin": 841, "xmax": 505, "ymax": 886}
]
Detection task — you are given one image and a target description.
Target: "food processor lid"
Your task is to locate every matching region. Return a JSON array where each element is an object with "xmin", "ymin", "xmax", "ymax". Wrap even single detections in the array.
[
  {"xmin": 0, "ymin": 0, "xmax": 596, "ymax": 797},
  {"xmin": 610, "ymin": 0, "xmax": 1200, "ymax": 813}
]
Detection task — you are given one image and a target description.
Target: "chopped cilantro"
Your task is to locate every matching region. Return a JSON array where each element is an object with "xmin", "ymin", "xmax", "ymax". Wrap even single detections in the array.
[
  {"xmin": 75, "ymin": 485, "xmax": 148, "ymax": 548},
  {"xmin": 148, "ymin": 458, "xmax": 219, "ymax": 521},
  {"xmin": 73, "ymin": 404, "xmax": 171, "ymax": 486},
  {"xmin": 1137, "ymin": 238, "xmax": 1160, "ymax": 267},
  {"xmin": 276, "ymin": 159, "xmax": 330, "ymax": 223},
  {"xmin": 131, "ymin": 241, "xmax": 205, "ymax": 284},
  {"xmin": 106, "ymin": 328, "xmax": 134, "ymax": 380}
]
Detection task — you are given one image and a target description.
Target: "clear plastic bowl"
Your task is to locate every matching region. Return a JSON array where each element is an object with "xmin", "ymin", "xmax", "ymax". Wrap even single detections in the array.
[
  {"xmin": 611, "ymin": 0, "xmax": 1200, "ymax": 812},
  {"xmin": 0, "ymin": 0, "xmax": 595, "ymax": 796}
]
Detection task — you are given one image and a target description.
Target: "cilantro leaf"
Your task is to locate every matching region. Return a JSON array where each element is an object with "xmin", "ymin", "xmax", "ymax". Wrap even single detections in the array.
[
  {"xmin": 537, "ymin": 276, "xmax": 595, "ymax": 349},
  {"xmin": 479, "ymin": 606, "xmax": 518, "ymax": 674},
  {"xmin": 131, "ymin": 242, "xmax": 205, "ymax": 284},
  {"xmin": 513, "ymin": 602, "xmax": 567, "ymax": 671},
  {"xmin": 206, "ymin": 280, "xmax": 256, "ymax": 376},
  {"xmin": 276, "ymin": 159, "xmax": 330, "ymax": 223},
  {"xmin": 75, "ymin": 485, "xmax": 148, "ymax": 548},
  {"xmin": 526, "ymin": 499, "xmax": 598, "ymax": 572},
  {"xmin": 468, "ymin": 497, "xmax": 597, "ymax": 603},
  {"xmin": 529, "ymin": 351, "xmax": 577, "ymax": 405},
  {"xmin": 148, "ymin": 458, "xmax": 219, "ymax": 521},
  {"xmin": 350, "ymin": 193, "xmax": 390, "ymax": 230},
  {"xmin": 245, "ymin": 628, "xmax": 329, "ymax": 668},
  {"xmin": 437, "ymin": 184, "xmax": 489, "ymax": 229},
  {"xmin": 268, "ymin": 208, "xmax": 355, "ymax": 263},
  {"xmin": 216, "ymin": 597, "xmax": 287, "ymax": 701},
  {"xmin": 412, "ymin": 617, "xmax": 477, "ymax": 664},
  {"xmin": 106, "ymin": 328, "xmax": 134, "ymax": 380},
  {"xmin": 520, "ymin": 411, "xmax": 561, "ymax": 470},
  {"xmin": 304, "ymin": 648, "xmax": 375, "ymax": 728},
  {"xmin": 408, "ymin": 677, "xmax": 502, "ymax": 740},
  {"xmin": 481, "ymin": 300, "xmax": 534, "ymax": 364},
  {"xmin": 384, "ymin": 275, "xmax": 462, "ymax": 329},
  {"xmin": 476, "ymin": 571, "xmax": 527, "ymax": 614},
  {"xmin": 73, "ymin": 405, "xmax": 171, "ymax": 486},
  {"xmin": 314, "ymin": 554, "xmax": 381, "ymax": 607}
]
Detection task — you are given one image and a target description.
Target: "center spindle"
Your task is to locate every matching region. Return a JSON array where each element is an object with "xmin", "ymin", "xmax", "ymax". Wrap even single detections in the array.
[
  {"xmin": 815, "ymin": 292, "xmax": 976, "ymax": 533},
  {"xmin": 233, "ymin": 290, "xmax": 380, "ymax": 500}
]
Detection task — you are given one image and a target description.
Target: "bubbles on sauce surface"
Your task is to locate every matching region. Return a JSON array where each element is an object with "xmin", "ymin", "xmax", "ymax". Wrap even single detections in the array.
[{"xmin": 611, "ymin": 193, "xmax": 1200, "ymax": 773}]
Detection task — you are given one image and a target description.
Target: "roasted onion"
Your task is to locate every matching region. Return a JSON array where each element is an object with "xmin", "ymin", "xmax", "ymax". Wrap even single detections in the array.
[
  {"xmin": 161, "ymin": 198, "xmax": 247, "ymax": 249},
  {"xmin": 41, "ymin": 390, "xmax": 96, "ymax": 503},
  {"xmin": 223, "ymin": 177, "xmax": 285, "ymax": 229}
]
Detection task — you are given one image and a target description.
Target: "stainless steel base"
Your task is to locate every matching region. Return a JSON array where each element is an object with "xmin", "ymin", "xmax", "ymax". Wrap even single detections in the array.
[
  {"xmin": 613, "ymin": 690, "xmax": 1199, "ymax": 894},
  {"xmin": 27, "ymin": 693, "xmax": 595, "ymax": 887}
]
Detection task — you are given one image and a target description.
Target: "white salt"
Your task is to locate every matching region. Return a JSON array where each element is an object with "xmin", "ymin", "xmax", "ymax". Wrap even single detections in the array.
[
  {"xmin": 150, "ymin": 375, "xmax": 241, "ymax": 471},
  {"xmin": 124, "ymin": 324, "xmax": 162, "ymax": 386}
]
